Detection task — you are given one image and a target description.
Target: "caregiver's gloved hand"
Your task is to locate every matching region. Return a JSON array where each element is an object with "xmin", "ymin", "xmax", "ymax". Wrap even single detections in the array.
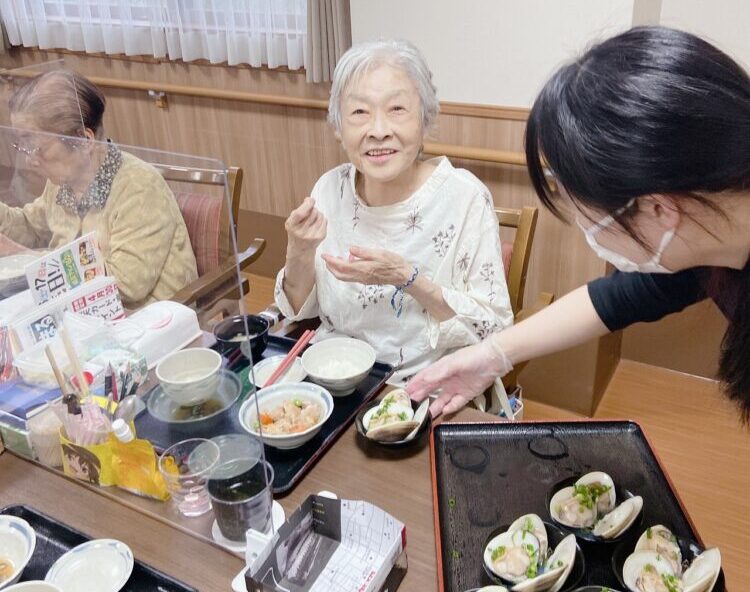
[{"xmin": 406, "ymin": 336, "xmax": 513, "ymax": 417}]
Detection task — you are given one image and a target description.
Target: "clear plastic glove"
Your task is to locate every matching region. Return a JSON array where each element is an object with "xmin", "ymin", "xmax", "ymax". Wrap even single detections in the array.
[{"xmin": 406, "ymin": 336, "xmax": 513, "ymax": 417}]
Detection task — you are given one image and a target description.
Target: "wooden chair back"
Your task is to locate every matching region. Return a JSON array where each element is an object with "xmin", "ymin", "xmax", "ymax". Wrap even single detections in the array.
[{"xmin": 496, "ymin": 206, "xmax": 539, "ymax": 316}]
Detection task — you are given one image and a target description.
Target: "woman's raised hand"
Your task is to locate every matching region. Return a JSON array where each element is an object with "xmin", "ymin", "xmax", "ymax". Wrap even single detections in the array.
[
  {"xmin": 285, "ymin": 197, "xmax": 327, "ymax": 259},
  {"xmin": 406, "ymin": 336, "xmax": 514, "ymax": 417},
  {"xmin": 321, "ymin": 245, "xmax": 412, "ymax": 286}
]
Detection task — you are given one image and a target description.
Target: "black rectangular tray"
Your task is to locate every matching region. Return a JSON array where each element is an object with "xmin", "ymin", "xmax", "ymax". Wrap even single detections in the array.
[
  {"xmin": 0, "ymin": 504, "xmax": 197, "ymax": 591},
  {"xmin": 430, "ymin": 420, "xmax": 720, "ymax": 592},
  {"xmin": 135, "ymin": 334, "xmax": 393, "ymax": 496}
]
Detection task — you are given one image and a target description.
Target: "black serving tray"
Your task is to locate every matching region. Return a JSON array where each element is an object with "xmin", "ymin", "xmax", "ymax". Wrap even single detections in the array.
[
  {"xmin": 135, "ymin": 334, "xmax": 393, "ymax": 495},
  {"xmin": 430, "ymin": 420, "xmax": 726, "ymax": 592},
  {"xmin": 0, "ymin": 504, "xmax": 197, "ymax": 591}
]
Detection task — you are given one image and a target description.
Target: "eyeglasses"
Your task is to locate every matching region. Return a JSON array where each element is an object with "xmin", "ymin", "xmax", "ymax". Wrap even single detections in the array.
[
  {"xmin": 10, "ymin": 141, "xmax": 39, "ymax": 157},
  {"xmin": 10, "ymin": 135, "xmax": 85, "ymax": 158}
]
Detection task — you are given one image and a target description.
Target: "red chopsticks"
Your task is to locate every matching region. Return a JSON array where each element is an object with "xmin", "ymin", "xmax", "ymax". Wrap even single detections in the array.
[{"xmin": 262, "ymin": 329, "xmax": 314, "ymax": 388}]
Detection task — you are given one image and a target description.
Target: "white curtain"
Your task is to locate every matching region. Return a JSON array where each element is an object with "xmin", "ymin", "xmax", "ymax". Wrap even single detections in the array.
[{"xmin": 0, "ymin": 0, "xmax": 307, "ymax": 69}]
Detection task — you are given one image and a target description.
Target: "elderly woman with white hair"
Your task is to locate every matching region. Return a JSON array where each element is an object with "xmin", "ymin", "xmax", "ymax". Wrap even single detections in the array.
[{"xmin": 274, "ymin": 39, "xmax": 513, "ymax": 383}]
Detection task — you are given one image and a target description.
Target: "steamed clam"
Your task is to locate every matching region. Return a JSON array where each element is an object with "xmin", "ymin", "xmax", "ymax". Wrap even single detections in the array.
[
  {"xmin": 549, "ymin": 471, "xmax": 642, "ymax": 540},
  {"xmin": 623, "ymin": 526, "xmax": 721, "ymax": 592},
  {"xmin": 483, "ymin": 514, "xmax": 577, "ymax": 592},
  {"xmin": 363, "ymin": 390, "xmax": 427, "ymax": 442}
]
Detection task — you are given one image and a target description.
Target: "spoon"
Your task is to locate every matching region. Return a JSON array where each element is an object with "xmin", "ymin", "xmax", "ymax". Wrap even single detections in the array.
[{"xmin": 114, "ymin": 395, "xmax": 140, "ymax": 424}]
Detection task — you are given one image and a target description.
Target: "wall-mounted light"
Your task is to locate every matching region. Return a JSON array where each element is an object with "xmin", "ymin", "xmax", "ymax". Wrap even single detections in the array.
[{"xmin": 147, "ymin": 90, "xmax": 168, "ymax": 109}]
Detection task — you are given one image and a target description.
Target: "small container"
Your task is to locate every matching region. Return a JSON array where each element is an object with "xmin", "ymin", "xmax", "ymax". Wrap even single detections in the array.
[
  {"xmin": 155, "ymin": 348, "xmax": 222, "ymax": 406},
  {"xmin": 158, "ymin": 438, "xmax": 220, "ymax": 517},
  {"xmin": 250, "ymin": 355, "xmax": 306, "ymax": 387},
  {"xmin": 12, "ymin": 339, "xmax": 78, "ymax": 388},
  {"xmin": 212, "ymin": 315, "xmax": 269, "ymax": 362},
  {"xmin": 207, "ymin": 434, "xmax": 273, "ymax": 542},
  {"xmin": 4, "ymin": 582, "xmax": 64, "ymax": 591},
  {"xmin": 238, "ymin": 382, "xmax": 334, "ymax": 450},
  {"xmin": 27, "ymin": 405, "xmax": 63, "ymax": 468},
  {"xmin": 301, "ymin": 337, "xmax": 375, "ymax": 396},
  {"xmin": 0, "ymin": 516, "xmax": 36, "ymax": 589}
]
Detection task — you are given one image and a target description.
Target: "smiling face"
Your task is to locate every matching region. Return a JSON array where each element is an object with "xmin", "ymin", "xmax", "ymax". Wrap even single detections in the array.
[{"xmin": 338, "ymin": 63, "xmax": 424, "ymax": 188}]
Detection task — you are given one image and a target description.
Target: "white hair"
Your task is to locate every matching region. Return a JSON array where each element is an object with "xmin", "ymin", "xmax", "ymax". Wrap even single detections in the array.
[{"xmin": 327, "ymin": 39, "xmax": 439, "ymax": 135}]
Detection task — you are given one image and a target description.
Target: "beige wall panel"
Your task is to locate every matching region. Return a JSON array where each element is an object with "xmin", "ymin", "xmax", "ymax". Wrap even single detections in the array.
[{"xmin": 623, "ymin": 300, "xmax": 728, "ymax": 379}]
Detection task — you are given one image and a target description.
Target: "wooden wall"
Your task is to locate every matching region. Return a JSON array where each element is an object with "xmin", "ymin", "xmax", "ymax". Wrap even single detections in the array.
[{"xmin": 0, "ymin": 48, "xmax": 619, "ymax": 414}]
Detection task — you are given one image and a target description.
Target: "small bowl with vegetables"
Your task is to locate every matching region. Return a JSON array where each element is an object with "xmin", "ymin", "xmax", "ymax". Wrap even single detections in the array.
[{"xmin": 238, "ymin": 382, "xmax": 334, "ymax": 450}]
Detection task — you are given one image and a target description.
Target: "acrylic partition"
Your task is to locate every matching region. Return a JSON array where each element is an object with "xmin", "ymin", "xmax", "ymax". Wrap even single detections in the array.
[{"xmin": 0, "ymin": 72, "xmax": 274, "ymax": 550}]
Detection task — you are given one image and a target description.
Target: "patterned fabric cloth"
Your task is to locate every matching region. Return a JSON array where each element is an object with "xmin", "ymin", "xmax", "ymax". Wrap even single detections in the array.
[
  {"xmin": 55, "ymin": 142, "xmax": 122, "ymax": 216},
  {"xmin": 275, "ymin": 156, "xmax": 513, "ymax": 384},
  {"xmin": 173, "ymin": 192, "xmax": 223, "ymax": 276}
]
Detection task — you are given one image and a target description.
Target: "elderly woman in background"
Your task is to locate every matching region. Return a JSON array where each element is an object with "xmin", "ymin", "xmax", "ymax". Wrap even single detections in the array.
[
  {"xmin": 0, "ymin": 70, "xmax": 198, "ymax": 308},
  {"xmin": 275, "ymin": 39, "xmax": 513, "ymax": 383}
]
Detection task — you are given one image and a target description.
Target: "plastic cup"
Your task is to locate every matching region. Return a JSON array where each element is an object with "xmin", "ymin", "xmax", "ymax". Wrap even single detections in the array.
[
  {"xmin": 207, "ymin": 434, "xmax": 272, "ymax": 541},
  {"xmin": 158, "ymin": 438, "xmax": 220, "ymax": 517},
  {"xmin": 27, "ymin": 406, "xmax": 63, "ymax": 468}
]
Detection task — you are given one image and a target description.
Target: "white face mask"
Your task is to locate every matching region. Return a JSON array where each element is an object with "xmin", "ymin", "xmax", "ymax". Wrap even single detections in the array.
[{"xmin": 577, "ymin": 199, "xmax": 675, "ymax": 274}]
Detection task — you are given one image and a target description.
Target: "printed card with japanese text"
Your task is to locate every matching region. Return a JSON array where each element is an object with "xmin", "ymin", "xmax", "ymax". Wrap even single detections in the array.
[{"xmin": 25, "ymin": 232, "xmax": 105, "ymax": 305}]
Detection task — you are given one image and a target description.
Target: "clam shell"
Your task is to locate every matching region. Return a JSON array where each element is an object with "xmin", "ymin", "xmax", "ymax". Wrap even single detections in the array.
[
  {"xmin": 634, "ymin": 525, "xmax": 682, "ymax": 576},
  {"xmin": 510, "ymin": 564, "xmax": 566, "ymax": 592},
  {"xmin": 508, "ymin": 514, "xmax": 549, "ymax": 560},
  {"xmin": 592, "ymin": 496, "xmax": 643, "ymax": 539},
  {"xmin": 484, "ymin": 530, "xmax": 531, "ymax": 584},
  {"xmin": 549, "ymin": 486, "xmax": 597, "ymax": 529},
  {"xmin": 623, "ymin": 550, "xmax": 676, "ymax": 592},
  {"xmin": 545, "ymin": 534, "xmax": 577, "ymax": 592},
  {"xmin": 576, "ymin": 471, "xmax": 616, "ymax": 514},
  {"xmin": 366, "ymin": 419, "xmax": 420, "ymax": 442},
  {"xmin": 380, "ymin": 389, "xmax": 411, "ymax": 408},
  {"xmin": 682, "ymin": 548, "xmax": 721, "ymax": 592},
  {"xmin": 363, "ymin": 396, "xmax": 416, "ymax": 442}
]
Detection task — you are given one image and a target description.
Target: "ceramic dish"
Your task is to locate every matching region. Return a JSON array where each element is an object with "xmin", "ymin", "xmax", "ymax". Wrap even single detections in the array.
[
  {"xmin": 147, "ymin": 368, "xmax": 241, "ymax": 431},
  {"xmin": 213, "ymin": 314, "xmax": 269, "ymax": 361},
  {"xmin": 45, "ymin": 539, "xmax": 133, "ymax": 592},
  {"xmin": 250, "ymin": 355, "xmax": 306, "ymax": 388},
  {"xmin": 238, "ymin": 382, "xmax": 334, "ymax": 450},
  {"xmin": 354, "ymin": 398, "xmax": 432, "ymax": 449},
  {"xmin": 301, "ymin": 337, "xmax": 375, "ymax": 396},
  {"xmin": 0, "ymin": 516, "xmax": 36, "ymax": 590},
  {"xmin": 155, "ymin": 347, "xmax": 223, "ymax": 406},
  {"xmin": 4, "ymin": 583, "xmax": 63, "ymax": 592}
]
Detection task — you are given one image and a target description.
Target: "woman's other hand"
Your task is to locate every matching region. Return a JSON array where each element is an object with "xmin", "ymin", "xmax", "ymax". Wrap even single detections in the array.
[
  {"xmin": 285, "ymin": 197, "xmax": 327, "ymax": 259},
  {"xmin": 406, "ymin": 336, "xmax": 513, "ymax": 417},
  {"xmin": 321, "ymin": 245, "xmax": 412, "ymax": 286}
]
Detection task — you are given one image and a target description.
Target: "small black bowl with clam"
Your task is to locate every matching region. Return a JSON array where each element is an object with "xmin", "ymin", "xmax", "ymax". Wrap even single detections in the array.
[
  {"xmin": 482, "ymin": 513, "xmax": 585, "ymax": 592},
  {"xmin": 354, "ymin": 389, "xmax": 431, "ymax": 449},
  {"xmin": 212, "ymin": 314, "xmax": 269, "ymax": 361},
  {"xmin": 546, "ymin": 471, "xmax": 643, "ymax": 544},
  {"xmin": 611, "ymin": 524, "xmax": 725, "ymax": 592}
]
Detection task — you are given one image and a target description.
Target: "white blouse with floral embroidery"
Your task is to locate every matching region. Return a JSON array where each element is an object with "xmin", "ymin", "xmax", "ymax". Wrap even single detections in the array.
[{"xmin": 275, "ymin": 156, "xmax": 513, "ymax": 384}]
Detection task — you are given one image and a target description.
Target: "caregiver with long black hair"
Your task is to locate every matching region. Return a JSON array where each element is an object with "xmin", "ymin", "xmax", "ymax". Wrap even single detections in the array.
[{"xmin": 407, "ymin": 26, "xmax": 750, "ymax": 421}]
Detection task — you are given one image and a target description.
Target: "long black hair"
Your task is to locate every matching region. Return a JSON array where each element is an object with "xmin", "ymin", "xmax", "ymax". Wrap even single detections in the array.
[{"xmin": 525, "ymin": 26, "xmax": 750, "ymax": 421}]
